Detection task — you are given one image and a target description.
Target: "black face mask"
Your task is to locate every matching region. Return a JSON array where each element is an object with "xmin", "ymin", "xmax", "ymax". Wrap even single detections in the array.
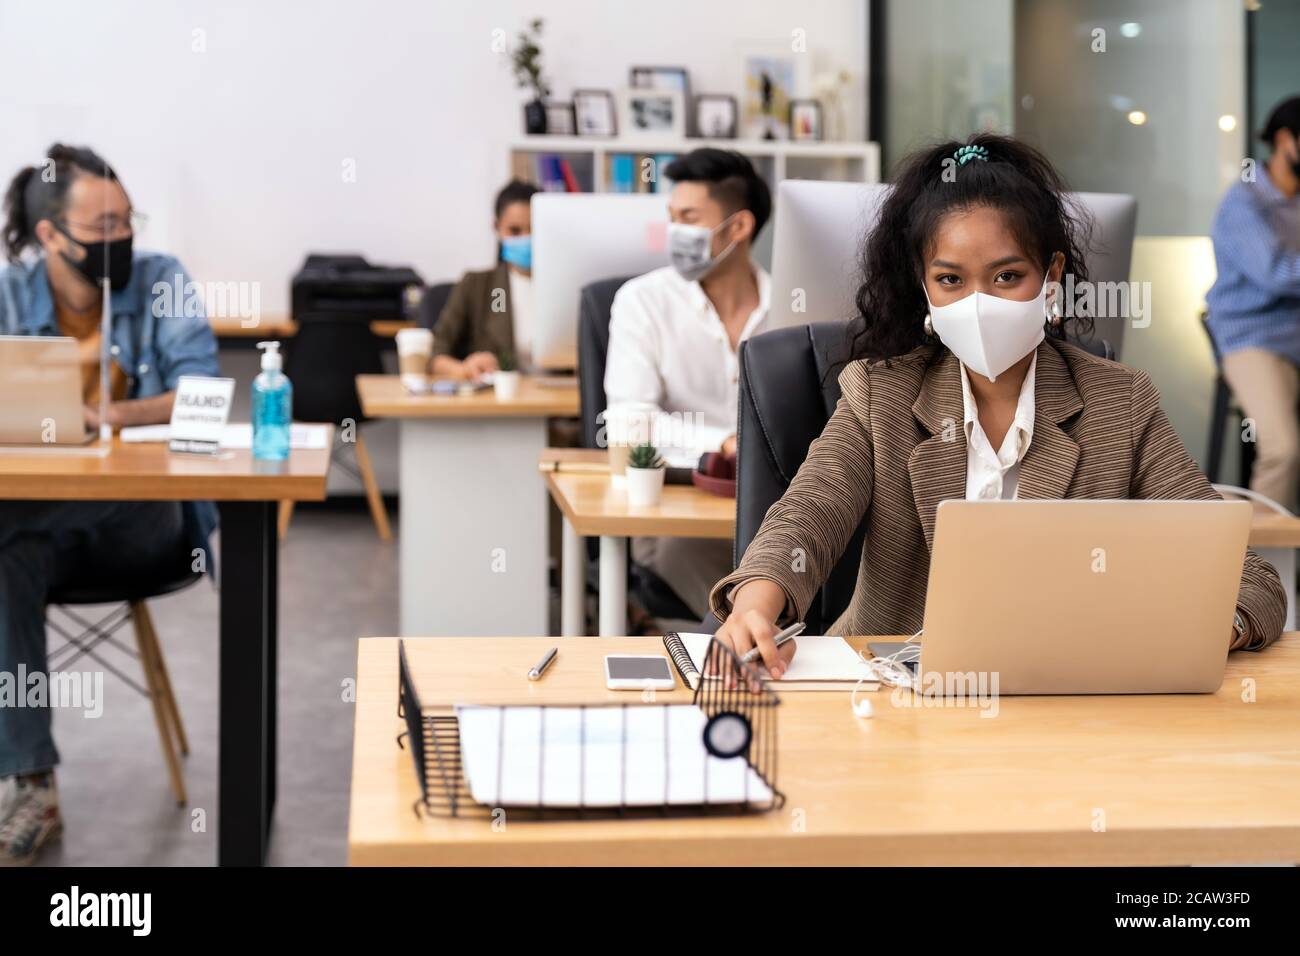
[{"xmin": 54, "ymin": 224, "xmax": 133, "ymax": 291}]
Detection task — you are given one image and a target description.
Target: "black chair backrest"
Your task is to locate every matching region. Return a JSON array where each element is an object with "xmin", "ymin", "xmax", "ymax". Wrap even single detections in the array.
[
  {"xmin": 283, "ymin": 315, "xmax": 385, "ymax": 425},
  {"xmin": 735, "ymin": 323, "xmax": 862, "ymax": 632},
  {"xmin": 417, "ymin": 282, "xmax": 455, "ymax": 332},
  {"xmin": 577, "ymin": 275, "xmax": 634, "ymax": 448}
]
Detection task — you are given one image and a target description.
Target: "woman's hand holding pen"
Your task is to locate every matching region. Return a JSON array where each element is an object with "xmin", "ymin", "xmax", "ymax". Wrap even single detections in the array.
[{"xmin": 713, "ymin": 579, "xmax": 796, "ymax": 678}]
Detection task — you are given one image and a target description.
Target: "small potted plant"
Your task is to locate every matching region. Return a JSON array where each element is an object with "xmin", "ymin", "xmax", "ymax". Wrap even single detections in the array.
[
  {"xmin": 625, "ymin": 442, "xmax": 666, "ymax": 507},
  {"xmin": 494, "ymin": 350, "xmax": 521, "ymax": 401},
  {"xmin": 511, "ymin": 18, "xmax": 550, "ymax": 135}
]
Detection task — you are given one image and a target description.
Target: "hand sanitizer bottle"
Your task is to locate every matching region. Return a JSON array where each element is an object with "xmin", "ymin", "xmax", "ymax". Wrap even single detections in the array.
[{"xmin": 253, "ymin": 341, "xmax": 291, "ymax": 461}]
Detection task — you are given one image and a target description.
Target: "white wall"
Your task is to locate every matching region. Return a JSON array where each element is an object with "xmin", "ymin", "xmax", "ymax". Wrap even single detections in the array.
[{"xmin": 0, "ymin": 0, "xmax": 868, "ymax": 313}]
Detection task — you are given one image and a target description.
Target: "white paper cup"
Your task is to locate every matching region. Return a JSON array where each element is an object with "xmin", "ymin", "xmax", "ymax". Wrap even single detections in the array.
[
  {"xmin": 494, "ymin": 370, "xmax": 521, "ymax": 401},
  {"xmin": 396, "ymin": 327, "xmax": 433, "ymax": 390}
]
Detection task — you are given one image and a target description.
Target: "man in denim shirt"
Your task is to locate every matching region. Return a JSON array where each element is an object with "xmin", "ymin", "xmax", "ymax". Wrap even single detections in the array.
[
  {"xmin": 1208, "ymin": 97, "xmax": 1300, "ymax": 510},
  {"xmin": 0, "ymin": 144, "xmax": 218, "ymax": 865}
]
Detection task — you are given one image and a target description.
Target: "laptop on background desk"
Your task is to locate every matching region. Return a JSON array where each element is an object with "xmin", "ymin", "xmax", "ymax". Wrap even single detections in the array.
[
  {"xmin": 920, "ymin": 499, "xmax": 1253, "ymax": 694},
  {"xmin": 0, "ymin": 335, "xmax": 96, "ymax": 446}
]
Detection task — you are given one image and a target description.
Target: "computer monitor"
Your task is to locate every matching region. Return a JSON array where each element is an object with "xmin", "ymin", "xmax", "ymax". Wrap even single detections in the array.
[
  {"xmin": 531, "ymin": 193, "xmax": 670, "ymax": 370},
  {"xmin": 768, "ymin": 181, "xmax": 1138, "ymax": 358},
  {"xmin": 767, "ymin": 181, "xmax": 890, "ymax": 330},
  {"xmin": 1068, "ymin": 191, "xmax": 1138, "ymax": 357}
]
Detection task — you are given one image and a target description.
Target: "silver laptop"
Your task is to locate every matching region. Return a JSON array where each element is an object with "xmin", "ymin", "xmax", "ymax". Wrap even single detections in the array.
[
  {"xmin": 919, "ymin": 499, "xmax": 1253, "ymax": 694},
  {"xmin": 0, "ymin": 335, "xmax": 95, "ymax": 445}
]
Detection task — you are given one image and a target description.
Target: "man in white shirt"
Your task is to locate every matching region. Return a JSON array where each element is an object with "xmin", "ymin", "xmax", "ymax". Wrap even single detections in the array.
[{"xmin": 604, "ymin": 148, "xmax": 773, "ymax": 621}]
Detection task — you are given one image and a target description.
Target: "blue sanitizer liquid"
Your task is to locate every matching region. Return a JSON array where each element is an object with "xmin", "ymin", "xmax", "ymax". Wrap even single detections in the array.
[{"xmin": 252, "ymin": 367, "xmax": 292, "ymax": 461}]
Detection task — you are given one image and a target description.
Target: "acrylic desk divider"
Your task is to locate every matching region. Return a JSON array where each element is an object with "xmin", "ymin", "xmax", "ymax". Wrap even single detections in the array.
[{"xmin": 396, "ymin": 638, "xmax": 784, "ymax": 820}]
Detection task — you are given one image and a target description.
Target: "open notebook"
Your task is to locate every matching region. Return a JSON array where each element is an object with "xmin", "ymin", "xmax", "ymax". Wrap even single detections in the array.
[
  {"xmin": 455, "ymin": 704, "xmax": 773, "ymax": 808},
  {"xmin": 664, "ymin": 633, "xmax": 877, "ymax": 691}
]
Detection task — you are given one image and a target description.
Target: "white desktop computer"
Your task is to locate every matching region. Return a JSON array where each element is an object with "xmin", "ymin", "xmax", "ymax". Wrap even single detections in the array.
[{"xmin": 531, "ymin": 193, "xmax": 670, "ymax": 371}]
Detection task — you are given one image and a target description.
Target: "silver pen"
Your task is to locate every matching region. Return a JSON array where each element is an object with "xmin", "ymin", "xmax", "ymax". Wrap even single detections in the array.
[
  {"xmin": 527, "ymin": 647, "xmax": 558, "ymax": 681},
  {"xmin": 740, "ymin": 622, "xmax": 806, "ymax": 665}
]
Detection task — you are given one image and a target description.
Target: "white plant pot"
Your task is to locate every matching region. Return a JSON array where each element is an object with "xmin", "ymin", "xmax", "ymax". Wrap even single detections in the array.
[
  {"xmin": 494, "ymin": 370, "xmax": 521, "ymax": 401},
  {"xmin": 625, "ymin": 466, "xmax": 665, "ymax": 507}
]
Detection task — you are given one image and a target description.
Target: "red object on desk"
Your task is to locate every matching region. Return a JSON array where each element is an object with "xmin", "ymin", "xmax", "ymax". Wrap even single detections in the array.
[{"xmin": 692, "ymin": 451, "xmax": 737, "ymax": 498}]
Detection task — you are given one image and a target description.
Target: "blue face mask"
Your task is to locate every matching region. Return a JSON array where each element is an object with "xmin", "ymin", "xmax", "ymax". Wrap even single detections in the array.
[{"xmin": 500, "ymin": 234, "xmax": 532, "ymax": 270}]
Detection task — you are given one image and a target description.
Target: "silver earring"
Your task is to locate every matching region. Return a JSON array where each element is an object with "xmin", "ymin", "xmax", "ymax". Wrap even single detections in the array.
[
  {"xmin": 1047, "ymin": 295, "xmax": 1062, "ymax": 328},
  {"xmin": 923, "ymin": 313, "xmax": 934, "ymax": 337}
]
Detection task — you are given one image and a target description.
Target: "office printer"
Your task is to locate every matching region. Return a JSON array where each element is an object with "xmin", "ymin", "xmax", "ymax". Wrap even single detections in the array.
[{"xmin": 290, "ymin": 253, "xmax": 424, "ymax": 321}]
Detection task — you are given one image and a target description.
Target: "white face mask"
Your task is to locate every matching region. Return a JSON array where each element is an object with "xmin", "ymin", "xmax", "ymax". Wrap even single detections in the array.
[
  {"xmin": 924, "ymin": 277, "xmax": 1050, "ymax": 382},
  {"xmin": 667, "ymin": 213, "xmax": 738, "ymax": 282}
]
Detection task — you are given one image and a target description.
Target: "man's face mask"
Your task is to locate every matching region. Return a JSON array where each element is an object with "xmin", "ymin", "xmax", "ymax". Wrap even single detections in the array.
[
  {"xmin": 667, "ymin": 212, "xmax": 740, "ymax": 282},
  {"xmin": 54, "ymin": 222, "xmax": 134, "ymax": 291}
]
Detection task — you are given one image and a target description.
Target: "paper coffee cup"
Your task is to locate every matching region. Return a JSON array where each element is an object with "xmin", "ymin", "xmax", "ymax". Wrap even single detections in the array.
[
  {"xmin": 603, "ymin": 403, "xmax": 657, "ymax": 482},
  {"xmin": 396, "ymin": 327, "xmax": 433, "ymax": 389}
]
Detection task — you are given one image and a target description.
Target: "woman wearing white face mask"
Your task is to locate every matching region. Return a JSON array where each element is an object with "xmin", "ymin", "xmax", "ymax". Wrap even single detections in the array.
[{"xmin": 708, "ymin": 134, "xmax": 1287, "ymax": 676}]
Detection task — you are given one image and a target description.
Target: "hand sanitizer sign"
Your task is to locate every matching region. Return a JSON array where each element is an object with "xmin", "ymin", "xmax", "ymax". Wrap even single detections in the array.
[{"xmin": 169, "ymin": 376, "xmax": 235, "ymax": 454}]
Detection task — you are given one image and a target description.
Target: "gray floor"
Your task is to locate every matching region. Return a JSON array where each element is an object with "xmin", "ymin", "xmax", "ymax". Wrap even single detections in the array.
[{"xmin": 39, "ymin": 508, "xmax": 397, "ymax": 867}]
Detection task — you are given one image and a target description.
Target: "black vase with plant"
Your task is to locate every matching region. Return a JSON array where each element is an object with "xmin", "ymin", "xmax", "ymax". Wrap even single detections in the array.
[{"xmin": 512, "ymin": 18, "xmax": 551, "ymax": 135}]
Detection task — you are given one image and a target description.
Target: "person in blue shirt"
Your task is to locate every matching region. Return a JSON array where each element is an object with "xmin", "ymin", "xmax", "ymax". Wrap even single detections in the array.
[
  {"xmin": 0, "ymin": 144, "xmax": 219, "ymax": 865},
  {"xmin": 1207, "ymin": 96, "xmax": 1300, "ymax": 511}
]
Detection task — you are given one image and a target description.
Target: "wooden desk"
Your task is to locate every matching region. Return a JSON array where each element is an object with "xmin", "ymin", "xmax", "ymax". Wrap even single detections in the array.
[
  {"xmin": 0, "ymin": 436, "xmax": 332, "ymax": 867},
  {"xmin": 540, "ymin": 449, "xmax": 735, "ymax": 635},
  {"xmin": 357, "ymin": 376, "xmax": 579, "ymax": 636},
  {"xmin": 349, "ymin": 634, "xmax": 1300, "ymax": 866},
  {"xmin": 209, "ymin": 315, "xmax": 413, "ymax": 340}
]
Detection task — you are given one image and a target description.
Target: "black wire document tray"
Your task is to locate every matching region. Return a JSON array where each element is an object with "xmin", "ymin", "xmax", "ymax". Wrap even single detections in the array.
[{"xmin": 396, "ymin": 639, "xmax": 784, "ymax": 820}]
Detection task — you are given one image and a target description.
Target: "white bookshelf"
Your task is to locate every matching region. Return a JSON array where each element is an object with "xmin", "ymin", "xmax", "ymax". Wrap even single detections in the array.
[{"xmin": 509, "ymin": 135, "xmax": 881, "ymax": 191}]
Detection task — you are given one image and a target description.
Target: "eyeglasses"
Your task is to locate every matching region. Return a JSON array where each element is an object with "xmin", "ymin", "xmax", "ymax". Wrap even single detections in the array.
[{"xmin": 58, "ymin": 209, "xmax": 148, "ymax": 241}]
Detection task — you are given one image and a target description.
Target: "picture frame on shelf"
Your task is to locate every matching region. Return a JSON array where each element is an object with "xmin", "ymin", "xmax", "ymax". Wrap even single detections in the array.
[
  {"xmin": 630, "ymin": 66, "xmax": 693, "ymax": 134},
  {"xmin": 573, "ymin": 88, "xmax": 617, "ymax": 137},
  {"xmin": 545, "ymin": 101, "xmax": 576, "ymax": 136},
  {"xmin": 789, "ymin": 99, "xmax": 824, "ymax": 141},
  {"xmin": 694, "ymin": 94, "xmax": 738, "ymax": 139},
  {"xmin": 734, "ymin": 39, "xmax": 810, "ymax": 140},
  {"xmin": 617, "ymin": 87, "xmax": 686, "ymax": 140}
]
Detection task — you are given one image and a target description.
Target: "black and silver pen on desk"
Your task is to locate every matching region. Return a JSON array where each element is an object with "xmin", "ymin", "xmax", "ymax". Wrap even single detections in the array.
[{"xmin": 528, "ymin": 647, "xmax": 558, "ymax": 681}]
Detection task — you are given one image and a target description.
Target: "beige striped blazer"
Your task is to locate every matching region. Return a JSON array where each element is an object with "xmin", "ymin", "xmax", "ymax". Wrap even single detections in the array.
[{"xmin": 709, "ymin": 339, "xmax": 1286, "ymax": 649}]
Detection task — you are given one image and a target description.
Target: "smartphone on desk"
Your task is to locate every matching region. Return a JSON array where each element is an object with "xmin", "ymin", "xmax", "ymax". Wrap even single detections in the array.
[{"xmin": 604, "ymin": 655, "xmax": 676, "ymax": 690}]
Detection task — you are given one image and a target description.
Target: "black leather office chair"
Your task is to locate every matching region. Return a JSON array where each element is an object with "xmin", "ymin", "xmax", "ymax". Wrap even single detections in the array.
[
  {"xmin": 280, "ymin": 314, "xmax": 391, "ymax": 539},
  {"xmin": 575, "ymin": 274, "xmax": 698, "ymax": 624},
  {"xmin": 577, "ymin": 275, "xmax": 633, "ymax": 448},
  {"xmin": 45, "ymin": 542, "xmax": 202, "ymax": 805},
  {"xmin": 731, "ymin": 323, "xmax": 862, "ymax": 633},
  {"xmin": 726, "ymin": 324, "xmax": 1120, "ymax": 633},
  {"xmin": 416, "ymin": 282, "xmax": 454, "ymax": 332}
]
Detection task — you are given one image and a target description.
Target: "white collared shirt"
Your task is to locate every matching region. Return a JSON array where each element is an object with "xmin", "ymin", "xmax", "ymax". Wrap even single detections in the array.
[
  {"xmin": 604, "ymin": 263, "xmax": 771, "ymax": 463},
  {"xmin": 960, "ymin": 353, "xmax": 1037, "ymax": 501}
]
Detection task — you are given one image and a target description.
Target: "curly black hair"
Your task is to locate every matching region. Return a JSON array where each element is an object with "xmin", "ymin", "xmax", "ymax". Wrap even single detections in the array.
[
  {"xmin": 848, "ymin": 132, "xmax": 1094, "ymax": 363},
  {"xmin": 3, "ymin": 143, "xmax": 119, "ymax": 263}
]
